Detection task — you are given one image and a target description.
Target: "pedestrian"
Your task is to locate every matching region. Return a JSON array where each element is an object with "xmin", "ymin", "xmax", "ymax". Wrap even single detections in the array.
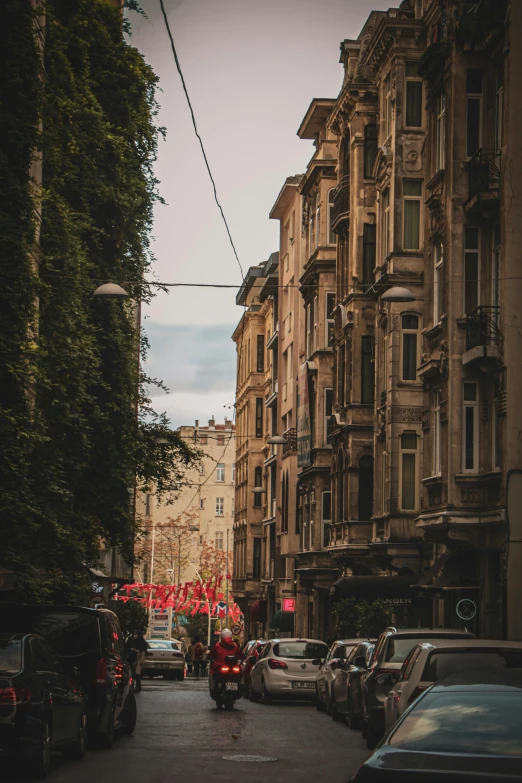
[
  {"xmin": 193, "ymin": 637, "xmax": 205, "ymax": 680},
  {"xmin": 201, "ymin": 643, "xmax": 209, "ymax": 676},
  {"xmin": 127, "ymin": 630, "xmax": 148, "ymax": 692},
  {"xmin": 185, "ymin": 645, "xmax": 193, "ymax": 677}
]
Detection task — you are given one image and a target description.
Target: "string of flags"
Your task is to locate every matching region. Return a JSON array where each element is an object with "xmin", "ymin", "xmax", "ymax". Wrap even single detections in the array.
[{"xmin": 114, "ymin": 578, "xmax": 242, "ymax": 623}]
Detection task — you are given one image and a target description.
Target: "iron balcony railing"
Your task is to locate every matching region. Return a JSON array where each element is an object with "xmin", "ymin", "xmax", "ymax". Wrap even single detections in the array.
[
  {"xmin": 282, "ymin": 427, "xmax": 297, "ymax": 457},
  {"xmin": 466, "ymin": 306, "xmax": 501, "ymax": 350},
  {"xmin": 468, "ymin": 149, "xmax": 501, "ymax": 201},
  {"xmin": 331, "ymin": 175, "xmax": 350, "ymax": 231}
]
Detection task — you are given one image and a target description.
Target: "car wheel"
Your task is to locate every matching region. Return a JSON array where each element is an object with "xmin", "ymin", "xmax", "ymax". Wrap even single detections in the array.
[
  {"xmin": 63, "ymin": 710, "xmax": 87, "ymax": 760},
  {"xmin": 28, "ymin": 719, "xmax": 52, "ymax": 780},
  {"xmin": 331, "ymin": 692, "xmax": 344, "ymax": 722},
  {"xmin": 98, "ymin": 702, "xmax": 115, "ymax": 749},
  {"xmin": 122, "ymin": 690, "xmax": 137, "ymax": 736},
  {"xmin": 315, "ymin": 684, "xmax": 326, "ymax": 712},
  {"xmin": 249, "ymin": 684, "xmax": 260, "ymax": 702},
  {"xmin": 260, "ymin": 678, "xmax": 272, "ymax": 705}
]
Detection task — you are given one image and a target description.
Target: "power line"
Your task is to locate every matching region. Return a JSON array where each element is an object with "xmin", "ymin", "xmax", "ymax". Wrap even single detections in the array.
[{"xmin": 158, "ymin": 0, "xmax": 244, "ymax": 281}]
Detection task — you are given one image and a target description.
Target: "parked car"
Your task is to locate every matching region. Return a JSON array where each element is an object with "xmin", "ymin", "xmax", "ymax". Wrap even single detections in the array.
[
  {"xmin": 362, "ymin": 626, "xmax": 475, "ymax": 749},
  {"xmin": 249, "ymin": 638, "xmax": 328, "ymax": 704},
  {"xmin": 0, "ymin": 603, "xmax": 136, "ymax": 748},
  {"xmin": 241, "ymin": 639, "xmax": 266, "ymax": 698},
  {"xmin": 315, "ymin": 639, "xmax": 361, "ymax": 714},
  {"xmin": 384, "ymin": 638, "xmax": 522, "ymax": 732},
  {"xmin": 347, "ymin": 669, "xmax": 522, "ymax": 782},
  {"xmin": 142, "ymin": 639, "xmax": 185, "ymax": 680},
  {"xmin": 330, "ymin": 640, "xmax": 375, "ymax": 727},
  {"xmin": 0, "ymin": 632, "xmax": 87, "ymax": 779}
]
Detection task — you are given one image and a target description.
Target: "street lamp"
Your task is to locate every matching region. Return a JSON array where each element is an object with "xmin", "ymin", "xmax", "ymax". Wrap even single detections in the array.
[
  {"xmin": 267, "ymin": 434, "xmax": 288, "ymax": 445},
  {"xmin": 252, "ymin": 486, "xmax": 266, "ymax": 494},
  {"xmin": 380, "ymin": 285, "xmax": 415, "ymax": 303},
  {"xmin": 93, "ymin": 282, "xmax": 129, "ymax": 298}
]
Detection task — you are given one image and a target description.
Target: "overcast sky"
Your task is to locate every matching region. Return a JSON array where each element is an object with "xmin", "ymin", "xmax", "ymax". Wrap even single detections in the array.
[{"xmin": 129, "ymin": 0, "xmax": 391, "ymax": 429}]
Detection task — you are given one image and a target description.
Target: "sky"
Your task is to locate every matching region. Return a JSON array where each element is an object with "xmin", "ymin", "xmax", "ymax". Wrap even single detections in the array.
[{"xmin": 128, "ymin": 0, "xmax": 391, "ymax": 429}]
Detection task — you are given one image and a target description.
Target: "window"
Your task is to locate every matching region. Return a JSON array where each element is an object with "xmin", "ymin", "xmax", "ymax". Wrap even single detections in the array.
[
  {"xmin": 358, "ymin": 456, "xmax": 374, "ymax": 520},
  {"xmin": 231, "ymin": 498, "xmax": 234, "ymax": 517},
  {"xmin": 281, "ymin": 472, "xmax": 289, "ymax": 534},
  {"xmin": 405, "ymin": 61, "xmax": 422, "ymax": 127},
  {"xmin": 199, "ymin": 498, "xmax": 204, "ymax": 509},
  {"xmin": 364, "ymin": 124, "xmax": 378, "ymax": 178},
  {"xmin": 232, "ymin": 463, "xmax": 236, "ymax": 483},
  {"xmin": 493, "ymin": 380, "xmax": 501, "ymax": 470},
  {"xmin": 216, "ymin": 463, "xmax": 225, "ymax": 482},
  {"xmin": 466, "ymin": 69, "xmax": 483, "ymax": 157},
  {"xmin": 255, "ymin": 397, "xmax": 263, "ymax": 439},
  {"xmin": 403, "ymin": 180, "xmax": 422, "ymax": 250},
  {"xmin": 308, "ymin": 201, "xmax": 315, "ymax": 254},
  {"xmin": 145, "ymin": 493, "xmax": 151, "ymax": 516},
  {"xmin": 199, "ymin": 434, "xmax": 208, "ymax": 445},
  {"xmin": 463, "ymin": 382, "xmax": 478, "ymax": 472},
  {"xmin": 313, "ymin": 294, "xmax": 319, "ymax": 353},
  {"xmin": 322, "ymin": 490, "xmax": 331, "ymax": 547},
  {"xmin": 383, "ymin": 71, "xmax": 392, "ymax": 139},
  {"xmin": 215, "ymin": 531, "xmax": 224, "ymax": 550},
  {"xmin": 361, "ymin": 336, "xmax": 374, "ymax": 403},
  {"xmin": 326, "ymin": 292, "xmax": 335, "ymax": 346},
  {"xmin": 217, "ymin": 434, "xmax": 225, "ymax": 446},
  {"xmin": 496, "ymin": 66, "xmax": 504, "ymax": 150},
  {"xmin": 216, "ymin": 498, "xmax": 224, "ymax": 517},
  {"xmin": 464, "ymin": 226, "xmax": 480, "ymax": 314},
  {"xmin": 402, "ymin": 315, "xmax": 419, "ymax": 381},
  {"xmin": 433, "ymin": 389, "xmax": 441, "ymax": 476},
  {"xmin": 381, "ymin": 189, "xmax": 390, "ymax": 261},
  {"xmin": 253, "ymin": 466, "xmax": 262, "ymax": 508},
  {"xmin": 434, "ymin": 243, "xmax": 443, "ymax": 323},
  {"xmin": 305, "ymin": 303, "xmax": 312, "ymax": 358},
  {"xmin": 315, "ymin": 193, "xmax": 320, "ymax": 249},
  {"xmin": 339, "ymin": 342, "xmax": 346, "ymax": 407},
  {"xmin": 436, "ymin": 92, "xmax": 446, "ymax": 170},
  {"xmin": 381, "ymin": 450, "xmax": 387, "ymax": 514},
  {"xmin": 400, "ymin": 432, "xmax": 418, "ymax": 510},
  {"xmin": 253, "ymin": 538, "xmax": 261, "ymax": 578},
  {"xmin": 362, "ymin": 224, "xmax": 376, "ymax": 287},
  {"xmin": 256, "ymin": 334, "xmax": 264, "ymax": 372},
  {"xmin": 199, "ymin": 463, "xmax": 205, "ymax": 475},
  {"xmin": 324, "ymin": 388, "xmax": 333, "ymax": 442},
  {"xmin": 327, "ymin": 189, "xmax": 335, "ymax": 245}
]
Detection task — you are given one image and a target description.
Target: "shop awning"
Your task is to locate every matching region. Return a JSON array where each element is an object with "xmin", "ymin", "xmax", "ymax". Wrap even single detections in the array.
[
  {"xmin": 270, "ymin": 610, "xmax": 295, "ymax": 632},
  {"xmin": 250, "ymin": 600, "xmax": 267, "ymax": 623}
]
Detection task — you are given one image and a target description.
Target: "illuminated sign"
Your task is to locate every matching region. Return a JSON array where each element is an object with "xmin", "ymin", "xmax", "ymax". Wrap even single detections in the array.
[{"xmin": 282, "ymin": 598, "xmax": 296, "ymax": 613}]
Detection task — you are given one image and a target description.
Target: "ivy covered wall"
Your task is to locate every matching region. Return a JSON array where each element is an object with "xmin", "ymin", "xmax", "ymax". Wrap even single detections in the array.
[{"xmin": 0, "ymin": 0, "xmax": 197, "ymax": 602}]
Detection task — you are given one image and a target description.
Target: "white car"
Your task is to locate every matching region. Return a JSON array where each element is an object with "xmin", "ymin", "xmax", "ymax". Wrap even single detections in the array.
[
  {"xmin": 249, "ymin": 638, "xmax": 329, "ymax": 704},
  {"xmin": 315, "ymin": 639, "xmax": 361, "ymax": 714},
  {"xmin": 384, "ymin": 638, "xmax": 522, "ymax": 732}
]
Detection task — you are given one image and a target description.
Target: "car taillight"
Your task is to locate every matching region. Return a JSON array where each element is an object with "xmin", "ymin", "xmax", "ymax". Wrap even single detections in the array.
[
  {"xmin": 0, "ymin": 687, "xmax": 31, "ymax": 706},
  {"xmin": 232, "ymin": 666, "xmax": 241, "ymax": 674},
  {"xmin": 220, "ymin": 665, "xmax": 230, "ymax": 674},
  {"xmin": 408, "ymin": 684, "xmax": 429, "ymax": 703},
  {"xmin": 95, "ymin": 658, "xmax": 107, "ymax": 684},
  {"xmin": 267, "ymin": 658, "xmax": 288, "ymax": 670}
]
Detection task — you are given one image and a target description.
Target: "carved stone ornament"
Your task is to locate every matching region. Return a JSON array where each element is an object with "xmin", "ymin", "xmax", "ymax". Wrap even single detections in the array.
[
  {"xmin": 404, "ymin": 140, "xmax": 423, "ymax": 172},
  {"xmin": 390, "ymin": 406, "xmax": 423, "ymax": 423},
  {"xmin": 391, "ymin": 315, "xmax": 400, "ymax": 331}
]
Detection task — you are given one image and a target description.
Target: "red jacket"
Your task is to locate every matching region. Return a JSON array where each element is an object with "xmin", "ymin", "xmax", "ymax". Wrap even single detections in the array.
[{"xmin": 209, "ymin": 640, "xmax": 241, "ymax": 672}]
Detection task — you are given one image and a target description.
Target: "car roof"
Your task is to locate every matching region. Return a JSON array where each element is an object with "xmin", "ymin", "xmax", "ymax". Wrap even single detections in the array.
[
  {"xmin": 414, "ymin": 639, "xmax": 522, "ymax": 651},
  {"xmin": 431, "ymin": 669, "xmax": 522, "ymax": 691},
  {"xmin": 388, "ymin": 628, "xmax": 474, "ymax": 637},
  {"xmin": 336, "ymin": 639, "xmax": 371, "ymax": 645},
  {"xmin": 0, "ymin": 602, "xmax": 113, "ymax": 617}
]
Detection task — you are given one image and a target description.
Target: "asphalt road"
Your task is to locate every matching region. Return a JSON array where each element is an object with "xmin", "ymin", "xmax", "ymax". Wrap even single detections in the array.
[{"xmin": 13, "ymin": 677, "xmax": 370, "ymax": 783}]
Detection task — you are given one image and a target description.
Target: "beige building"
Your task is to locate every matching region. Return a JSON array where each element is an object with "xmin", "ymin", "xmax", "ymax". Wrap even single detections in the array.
[{"xmin": 137, "ymin": 418, "xmax": 235, "ymax": 587}]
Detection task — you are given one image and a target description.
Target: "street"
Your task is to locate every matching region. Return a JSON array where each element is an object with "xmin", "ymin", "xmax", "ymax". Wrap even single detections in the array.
[{"xmin": 41, "ymin": 678, "xmax": 367, "ymax": 783}]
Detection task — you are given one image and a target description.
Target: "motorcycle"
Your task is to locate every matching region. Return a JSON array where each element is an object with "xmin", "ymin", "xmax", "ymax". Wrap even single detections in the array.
[{"xmin": 209, "ymin": 654, "xmax": 243, "ymax": 710}]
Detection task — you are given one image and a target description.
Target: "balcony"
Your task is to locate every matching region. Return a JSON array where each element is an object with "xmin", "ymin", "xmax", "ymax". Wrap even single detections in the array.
[
  {"xmin": 331, "ymin": 175, "xmax": 350, "ymax": 232},
  {"xmin": 282, "ymin": 427, "xmax": 297, "ymax": 457},
  {"xmin": 466, "ymin": 149, "xmax": 500, "ymax": 210},
  {"xmin": 463, "ymin": 306, "xmax": 501, "ymax": 366}
]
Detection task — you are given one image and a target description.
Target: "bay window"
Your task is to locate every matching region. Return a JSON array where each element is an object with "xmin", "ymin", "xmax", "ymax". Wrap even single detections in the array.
[
  {"xmin": 436, "ymin": 92, "xmax": 446, "ymax": 171},
  {"xmin": 401, "ymin": 314, "xmax": 419, "ymax": 381},
  {"xmin": 434, "ymin": 242, "xmax": 443, "ymax": 324},
  {"xmin": 325, "ymin": 292, "xmax": 335, "ymax": 346},
  {"xmin": 466, "ymin": 69, "xmax": 483, "ymax": 157},
  {"xmin": 403, "ymin": 180, "xmax": 422, "ymax": 250},
  {"xmin": 405, "ymin": 61, "xmax": 423, "ymax": 127}
]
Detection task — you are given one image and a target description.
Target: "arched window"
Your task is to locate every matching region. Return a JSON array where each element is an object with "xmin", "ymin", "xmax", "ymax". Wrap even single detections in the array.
[
  {"xmin": 253, "ymin": 466, "xmax": 263, "ymax": 508},
  {"xmin": 364, "ymin": 124, "xmax": 378, "ymax": 178},
  {"xmin": 358, "ymin": 455, "xmax": 374, "ymax": 521}
]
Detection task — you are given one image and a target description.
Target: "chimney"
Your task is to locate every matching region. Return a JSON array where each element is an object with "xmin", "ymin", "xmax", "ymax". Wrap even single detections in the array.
[
  {"xmin": 208, "ymin": 416, "xmax": 215, "ymax": 429},
  {"xmin": 195, "ymin": 419, "xmax": 199, "ymax": 428},
  {"xmin": 225, "ymin": 418, "xmax": 232, "ymax": 430}
]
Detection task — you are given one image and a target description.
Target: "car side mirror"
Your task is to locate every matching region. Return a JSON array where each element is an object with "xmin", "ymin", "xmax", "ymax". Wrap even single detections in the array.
[
  {"xmin": 330, "ymin": 658, "xmax": 342, "ymax": 670},
  {"xmin": 311, "ymin": 658, "xmax": 324, "ymax": 666},
  {"xmin": 354, "ymin": 655, "xmax": 367, "ymax": 669}
]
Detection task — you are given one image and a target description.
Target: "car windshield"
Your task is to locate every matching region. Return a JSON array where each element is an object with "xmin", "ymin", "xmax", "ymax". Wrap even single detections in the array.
[
  {"xmin": 386, "ymin": 635, "xmax": 469, "ymax": 663},
  {"xmin": 147, "ymin": 641, "xmax": 177, "ymax": 650},
  {"xmin": 273, "ymin": 642, "xmax": 328, "ymax": 660},
  {"xmin": 423, "ymin": 650, "xmax": 522, "ymax": 681},
  {"xmin": 0, "ymin": 639, "xmax": 22, "ymax": 673},
  {"xmin": 389, "ymin": 692, "xmax": 522, "ymax": 757}
]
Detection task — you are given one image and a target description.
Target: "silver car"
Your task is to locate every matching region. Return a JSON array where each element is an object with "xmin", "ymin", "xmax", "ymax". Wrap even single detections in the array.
[
  {"xmin": 315, "ymin": 639, "xmax": 361, "ymax": 714},
  {"xmin": 249, "ymin": 638, "xmax": 328, "ymax": 703},
  {"xmin": 142, "ymin": 639, "xmax": 186, "ymax": 680},
  {"xmin": 384, "ymin": 638, "xmax": 522, "ymax": 732}
]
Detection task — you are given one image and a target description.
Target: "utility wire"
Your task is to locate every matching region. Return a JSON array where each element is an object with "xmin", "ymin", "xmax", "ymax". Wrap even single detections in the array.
[{"xmin": 158, "ymin": 0, "xmax": 244, "ymax": 281}]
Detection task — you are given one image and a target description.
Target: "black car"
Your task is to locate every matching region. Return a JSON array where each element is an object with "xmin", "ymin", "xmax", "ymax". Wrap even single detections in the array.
[
  {"xmin": 0, "ymin": 604, "xmax": 136, "ymax": 748},
  {"xmin": 0, "ymin": 632, "xmax": 87, "ymax": 779},
  {"xmin": 348, "ymin": 669, "xmax": 522, "ymax": 782}
]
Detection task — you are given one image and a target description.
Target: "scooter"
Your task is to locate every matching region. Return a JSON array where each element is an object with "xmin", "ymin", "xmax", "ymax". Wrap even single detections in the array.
[{"xmin": 209, "ymin": 654, "xmax": 243, "ymax": 710}]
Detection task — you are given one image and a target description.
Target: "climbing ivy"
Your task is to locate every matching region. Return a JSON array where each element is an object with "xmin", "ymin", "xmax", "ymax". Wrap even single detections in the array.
[{"xmin": 0, "ymin": 0, "xmax": 199, "ymax": 603}]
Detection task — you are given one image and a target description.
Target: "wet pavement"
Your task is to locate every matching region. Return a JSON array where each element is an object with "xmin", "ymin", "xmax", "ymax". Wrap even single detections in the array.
[{"xmin": 14, "ymin": 677, "xmax": 370, "ymax": 782}]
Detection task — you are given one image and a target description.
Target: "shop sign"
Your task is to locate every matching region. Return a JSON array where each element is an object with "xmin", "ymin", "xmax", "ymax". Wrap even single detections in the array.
[
  {"xmin": 282, "ymin": 598, "xmax": 296, "ymax": 613},
  {"xmin": 383, "ymin": 598, "xmax": 412, "ymax": 606},
  {"xmin": 456, "ymin": 598, "xmax": 477, "ymax": 621}
]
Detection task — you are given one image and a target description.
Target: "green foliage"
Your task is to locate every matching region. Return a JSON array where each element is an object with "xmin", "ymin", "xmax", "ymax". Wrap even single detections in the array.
[
  {"xmin": 0, "ymin": 0, "xmax": 199, "ymax": 603},
  {"xmin": 332, "ymin": 598, "xmax": 393, "ymax": 639},
  {"xmin": 184, "ymin": 613, "xmax": 211, "ymax": 644},
  {"xmin": 111, "ymin": 598, "xmax": 148, "ymax": 642}
]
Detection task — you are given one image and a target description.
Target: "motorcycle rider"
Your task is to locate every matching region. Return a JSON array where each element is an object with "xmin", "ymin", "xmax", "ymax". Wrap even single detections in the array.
[{"xmin": 208, "ymin": 628, "xmax": 241, "ymax": 692}]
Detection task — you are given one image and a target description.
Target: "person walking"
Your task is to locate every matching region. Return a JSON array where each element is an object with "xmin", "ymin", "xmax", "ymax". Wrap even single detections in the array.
[
  {"xmin": 193, "ymin": 638, "xmax": 205, "ymax": 680},
  {"xmin": 126, "ymin": 630, "xmax": 148, "ymax": 693},
  {"xmin": 185, "ymin": 642, "xmax": 194, "ymax": 678}
]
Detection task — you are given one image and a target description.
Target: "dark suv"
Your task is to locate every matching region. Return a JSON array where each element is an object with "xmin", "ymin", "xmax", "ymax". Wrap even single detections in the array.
[
  {"xmin": 362, "ymin": 626, "xmax": 475, "ymax": 749},
  {"xmin": 0, "ymin": 604, "xmax": 136, "ymax": 747}
]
